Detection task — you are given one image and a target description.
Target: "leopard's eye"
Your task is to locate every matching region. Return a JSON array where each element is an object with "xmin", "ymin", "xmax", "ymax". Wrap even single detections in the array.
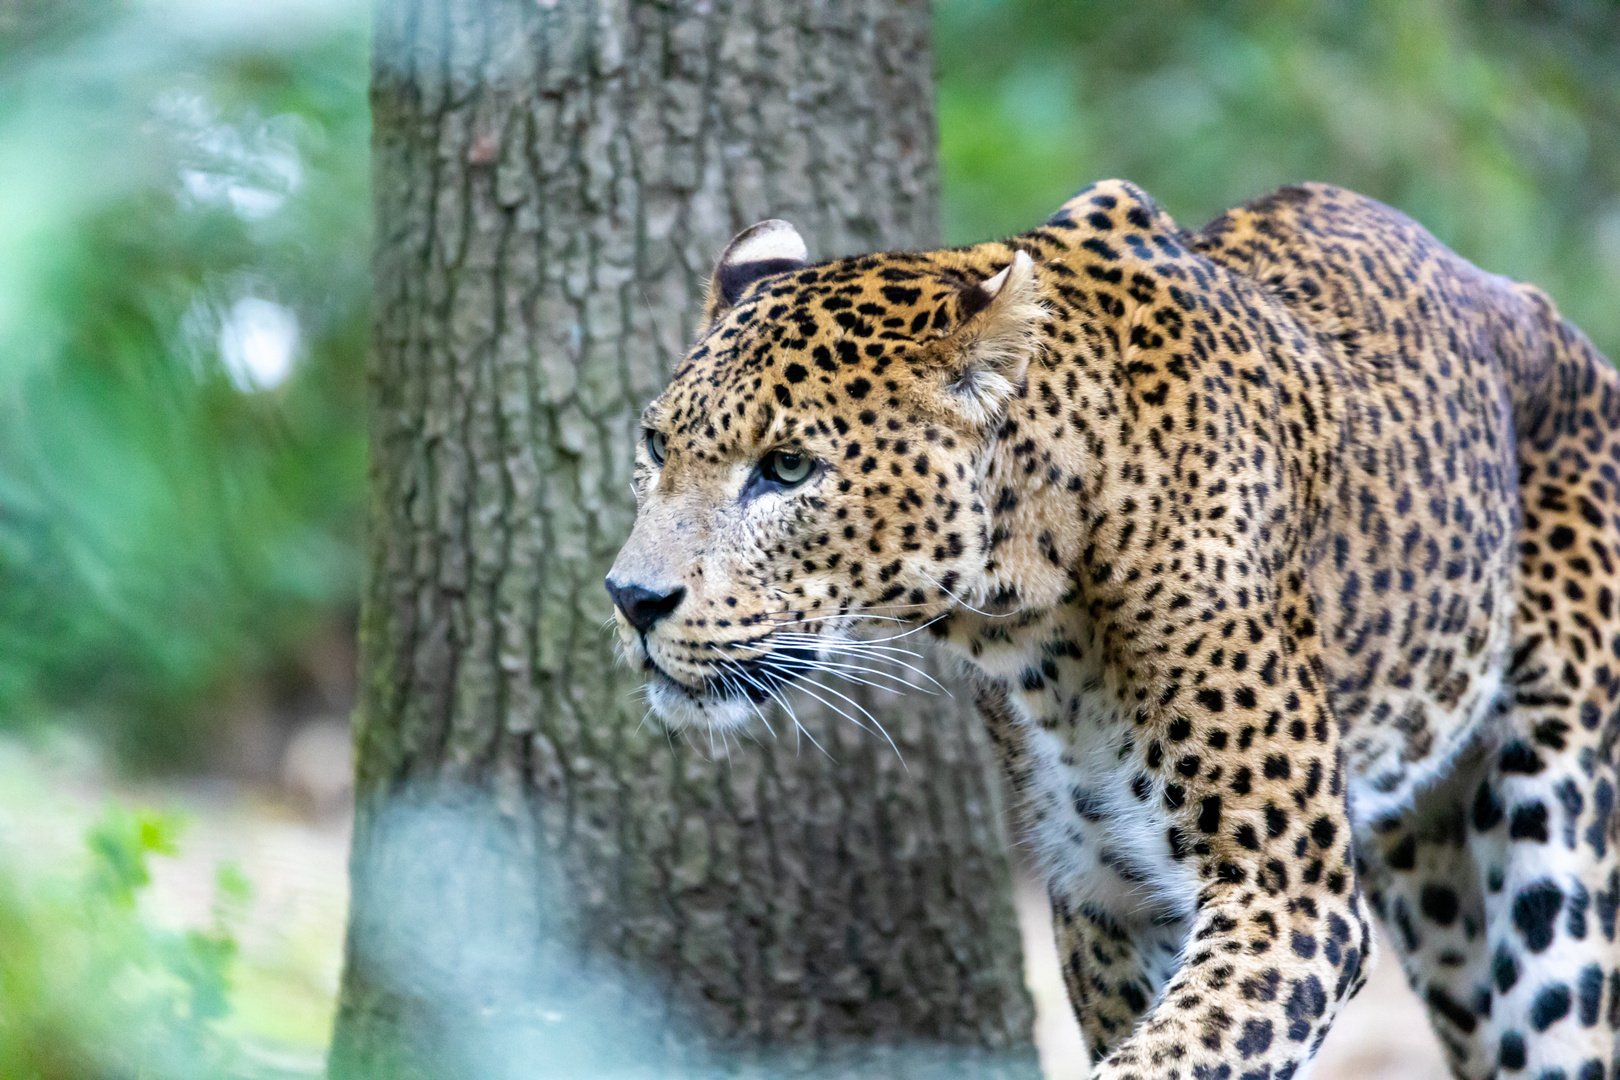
[
  {"xmin": 761, "ymin": 448, "xmax": 814, "ymax": 486},
  {"xmin": 645, "ymin": 428, "xmax": 667, "ymax": 465}
]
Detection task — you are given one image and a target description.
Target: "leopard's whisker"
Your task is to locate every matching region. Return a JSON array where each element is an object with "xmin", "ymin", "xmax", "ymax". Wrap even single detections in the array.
[
  {"xmin": 818, "ymin": 655, "xmax": 950, "ymax": 695},
  {"xmin": 730, "ymin": 634, "xmax": 921, "ymax": 669},
  {"xmin": 754, "ymin": 674, "xmax": 821, "ymax": 759},
  {"xmin": 765, "ymin": 610, "xmax": 911, "ymax": 627},
  {"xmin": 794, "ymin": 674, "xmax": 909, "ymax": 771},
  {"xmin": 734, "ymin": 643, "xmax": 944, "ymax": 696},
  {"xmin": 786, "ymin": 657, "xmax": 919, "ymax": 696},
  {"xmin": 757, "ymin": 669, "xmax": 891, "ymax": 763},
  {"xmin": 757, "ymin": 667, "xmax": 873, "ymax": 736},
  {"xmin": 759, "ymin": 598, "xmax": 957, "ymax": 624},
  {"xmin": 766, "ymin": 635, "xmax": 931, "ymax": 663},
  {"xmin": 771, "ymin": 640, "xmax": 932, "ymax": 666},
  {"xmin": 765, "ymin": 614, "xmax": 947, "ymax": 646},
  {"xmin": 755, "ymin": 659, "xmax": 907, "ymax": 770},
  {"xmin": 764, "ymin": 615, "xmax": 907, "ymax": 634},
  {"xmin": 777, "ymin": 688, "xmax": 832, "ymax": 760},
  {"xmin": 772, "ymin": 604, "xmax": 935, "ymax": 621},
  {"xmin": 786, "ymin": 647, "xmax": 931, "ymax": 672},
  {"xmin": 714, "ymin": 658, "xmax": 778, "ymax": 736},
  {"xmin": 754, "ymin": 635, "xmax": 950, "ymax": 693},
  {"xmin": 799, "ymin": 659, "xmax": 930, "ymax": 695}
]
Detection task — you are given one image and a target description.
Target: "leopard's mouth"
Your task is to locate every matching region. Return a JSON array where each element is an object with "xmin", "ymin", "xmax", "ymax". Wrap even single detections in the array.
[
  {"xmin": 646, "ymin": 645, "xmax": 822, "ymax": 704},
  {"xmin": 640, "ymin": 645, "xmax": 828, "ymax": 733},
  {"xmin": 639, "ymin": 630, "xmax": 940, "ymax": 735}
]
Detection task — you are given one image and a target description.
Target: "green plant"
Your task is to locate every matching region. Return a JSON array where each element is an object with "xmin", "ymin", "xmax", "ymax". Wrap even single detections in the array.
[
  {"xmin": 0, "ymin": 804, "xmax": 256, "ymax": 1080},
  {"xmin": 935, "ymin": 0, "xmax": 1620, "ymax": 358}
]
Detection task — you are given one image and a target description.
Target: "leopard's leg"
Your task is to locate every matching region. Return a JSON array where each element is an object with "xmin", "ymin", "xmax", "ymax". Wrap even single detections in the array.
[
  {"xmin": 976, "ymin": 674, "xmax": 1190, "ymax": 1067},
  {"xmin": 1073, "ymin": 657, "xmax": 1377, "ymax": 1076},
  {"xmin": 1462, "ymin": 433, "xmax": 1620, "ymax": 1077},
  {"xmin": 1089, "ymin": 878, "xmax": 1377, "ymax": 1080},
  {"xmin": 1050, "ymin": 895, "xmax": 1185, "ymax": 1064},
  {"xmin": 975, "ymin": 675, "xmax": 1155, "ymax": 1064},
  {"xmin": 1466, "ymin": 667, "xmax": 1620, "ymax": 1076},
  {"xmin": 976, "ymin": 675, "xmax": 1165, "ymax": 1064},
  {"xmin": 1357, "ymin": 747, "xmax": 1496, "ymax": 1078}
]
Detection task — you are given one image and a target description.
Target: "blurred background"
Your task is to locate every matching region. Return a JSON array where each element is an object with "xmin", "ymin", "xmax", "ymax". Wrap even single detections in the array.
[{"xmin": 0, "ymin": 0, "xmax": 1616, "ymax": 1076}]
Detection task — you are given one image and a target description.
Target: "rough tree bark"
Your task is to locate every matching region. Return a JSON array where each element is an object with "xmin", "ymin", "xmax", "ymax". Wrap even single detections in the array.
[{"xmin": 331, "ymin": 2, "xmax": 1036, "ymax": 1076}]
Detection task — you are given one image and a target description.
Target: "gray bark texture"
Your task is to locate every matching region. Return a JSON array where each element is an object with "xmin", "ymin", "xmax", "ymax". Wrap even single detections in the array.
[{"xmin": 331, "ymin": 2, "xmax": 1037, "ymax": 1076}]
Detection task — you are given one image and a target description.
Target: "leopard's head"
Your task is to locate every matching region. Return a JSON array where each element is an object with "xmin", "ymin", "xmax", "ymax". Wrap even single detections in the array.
[{"xmin": 607, "ymin": 221, "xmax": 1047, "ymax": 730}]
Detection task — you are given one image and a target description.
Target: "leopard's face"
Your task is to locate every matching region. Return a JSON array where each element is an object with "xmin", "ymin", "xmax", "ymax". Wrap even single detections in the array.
[{"xmin": 607, "ymin": 223, "xmax": 1044, "ymax": 730}]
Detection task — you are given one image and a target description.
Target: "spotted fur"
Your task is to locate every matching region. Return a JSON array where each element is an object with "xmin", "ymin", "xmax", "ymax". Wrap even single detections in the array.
[{"xmin": 608, "ymin": 180, "xmax": 1620, "ymax": 1078}]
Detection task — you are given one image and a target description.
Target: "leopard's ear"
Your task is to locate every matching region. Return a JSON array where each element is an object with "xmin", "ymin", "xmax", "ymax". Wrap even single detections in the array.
[
  {"xmin": 702, "ymin": 220, "xmax": 809, "ymax": 326},
  {"xmin": 939, "ymin": 250, "xmax": 1044, "ymax": 426}
]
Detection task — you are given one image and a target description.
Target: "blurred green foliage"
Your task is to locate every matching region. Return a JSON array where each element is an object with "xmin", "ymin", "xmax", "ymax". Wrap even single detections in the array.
[
  {"xmin": 0, "ymin": 802, "xmax": 252, "ymax": 1079},
  {"xmin": 0, "ymin": 0, "xmax": 1617, "ymax": 768},
  {"xmin": 936, "ymin": 0, "xmax": 1620, "ymax": 356},
  {"xmin": 0, "ymin": 0, "xmax": 370, "ymax": 766}
]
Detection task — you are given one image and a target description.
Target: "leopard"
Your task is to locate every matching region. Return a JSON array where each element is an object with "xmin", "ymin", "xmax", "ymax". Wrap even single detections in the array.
[{"xmin": 606, "ymin": 179, "xmax": 1620, "ymax": 1079}]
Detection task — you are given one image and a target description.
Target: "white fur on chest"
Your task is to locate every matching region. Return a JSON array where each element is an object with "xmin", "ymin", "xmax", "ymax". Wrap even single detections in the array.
[
  {"xmin": 948, "ymin": 616, "xmax": 1199, "ymax": 932},
  {"xmin": 1009, "ymin": 681, "xmax": 1199, "ymax": 930}
]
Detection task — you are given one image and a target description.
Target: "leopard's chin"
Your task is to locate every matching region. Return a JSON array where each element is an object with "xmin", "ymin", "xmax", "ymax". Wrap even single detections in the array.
[{"xmin": 643, "ymin": 667, "xmax": 758, "ymax": 732}]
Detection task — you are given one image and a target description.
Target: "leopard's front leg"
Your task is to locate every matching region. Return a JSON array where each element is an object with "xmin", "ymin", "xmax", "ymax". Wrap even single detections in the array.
[
  {"xmin": 1083, "ymin": 664, "xmax": 1375, "ymax": 1077},
  {"xmin": 975, "ymin": 676, "xmax": 1185, "ymax": 1061},
  {"xmin": 1050, "ymin": 894, "xmax": 1188, "ymax": 1063},
  {"xmin": 983, "ymin": 638, "xmax": 1376, "ymax": 1074},
  {"xmin": 1069, "ymin": 641, "xmax": 1373, "ymax": 1080}
]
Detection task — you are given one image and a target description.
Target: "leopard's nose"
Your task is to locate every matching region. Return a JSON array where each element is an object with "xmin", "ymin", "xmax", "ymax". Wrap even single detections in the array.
[{"xmin": 605, "ymin": 578, "xmax": 686, "ymax": 633}]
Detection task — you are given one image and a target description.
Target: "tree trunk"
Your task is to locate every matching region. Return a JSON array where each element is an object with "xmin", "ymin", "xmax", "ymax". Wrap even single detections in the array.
[{"xmin": 331, "ymin": 2, "xmax": 1036, "ymax": 1076}]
